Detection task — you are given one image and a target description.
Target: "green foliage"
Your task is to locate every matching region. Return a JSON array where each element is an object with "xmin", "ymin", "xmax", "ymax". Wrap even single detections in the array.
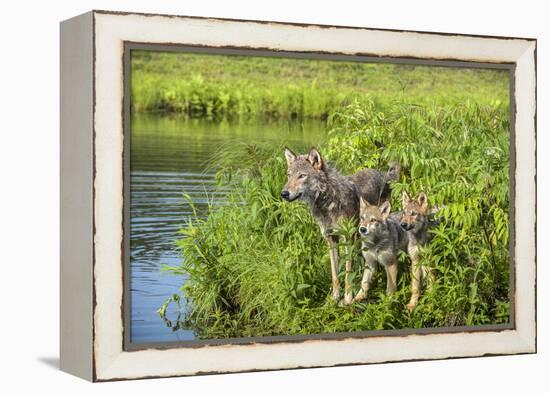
[
  {"xmin": 162, "ymin": 95, "xmax": 511, "ymax": 338},
  {"xmin": 144, "ymin": 51, "xmax": 512, "ymax": 338},
  {"xmin": 131, "ymin": 51, "xmax": 509, "ymax": 119}
]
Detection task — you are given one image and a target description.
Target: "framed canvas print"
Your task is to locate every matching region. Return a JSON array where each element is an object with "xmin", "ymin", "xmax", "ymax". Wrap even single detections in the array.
[{"xmin": 60, "ymin": 10, "xmax": 537, "ymax": 381}]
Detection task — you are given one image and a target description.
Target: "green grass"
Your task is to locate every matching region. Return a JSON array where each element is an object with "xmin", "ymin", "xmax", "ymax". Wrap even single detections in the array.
[
  {"xmin": 131, "ymin": 50, "xmax": 509, "ymax": 119},
  {"xmin": 159, "ymin": 96, "xmax": 511, "ymax": 339}
]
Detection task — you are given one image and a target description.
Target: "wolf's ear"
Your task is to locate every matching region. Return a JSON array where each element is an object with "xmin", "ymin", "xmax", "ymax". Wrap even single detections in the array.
[
  {"xmin": 284, "ymin": 147, "xmax": 297, "ymax": 165},
  {"xmin": 379, "ymin": 201, "xmax": 391, "ymax": 219},
  {"xmin": 359, "ymin": 197, "xmax": 368, "ymax": 211},
  {"xmin": 417, "ymin": 192, "xmax": 428, "ymax": 210},
  {"xmin": 307, "ymin": 148, "xmax": 324, "ymax": 170},
  {"xmin": 402, "ymin": 191, "xmax": 411, "ymax": 206}
]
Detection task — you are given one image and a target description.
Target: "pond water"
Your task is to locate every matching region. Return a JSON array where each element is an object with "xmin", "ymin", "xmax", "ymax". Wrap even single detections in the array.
[{"xmin": 130, "ymin": 114, "xmax": 328, "ymax": 343}]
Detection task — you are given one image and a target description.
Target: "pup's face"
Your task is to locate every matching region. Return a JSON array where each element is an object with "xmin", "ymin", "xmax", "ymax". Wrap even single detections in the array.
[
  {"xmin": 281, "ymin": 147, "xmax": 324, "ymax": 202},
  {"xmin": 358, "ymin": 199, "xmax": 391, "ymax": 237},
  {"xmin": 400, "ymin": 191, "xmax": 429, "ymax": 233}
]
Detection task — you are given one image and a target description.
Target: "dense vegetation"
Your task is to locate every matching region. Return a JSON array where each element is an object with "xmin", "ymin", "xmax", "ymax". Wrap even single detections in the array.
[
  {"xmin": 132, "ymin": 50, "xmax": 508, "ymax": 119},
  {"xmin": 143, "ymin": 51, "xmax": 511, "ymax": 339}
]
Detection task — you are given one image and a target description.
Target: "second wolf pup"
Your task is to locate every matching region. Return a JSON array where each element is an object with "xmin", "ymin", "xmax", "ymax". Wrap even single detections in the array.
[
  {"xmin": 400, "ymin": 191, "xmax": 433, "ymax": 311},
  {"xmin": 355, "ymin": 198, "xmax": 409, "ymax": 303}
]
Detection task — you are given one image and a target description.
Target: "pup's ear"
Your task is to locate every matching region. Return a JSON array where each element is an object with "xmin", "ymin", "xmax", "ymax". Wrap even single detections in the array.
[
  {"xmin": 307, "ymin": 148, "xmax": 324, "ymax": 170},
  {"xmin": 417, "ymin": 192, "xmax": 428, "ymax": 211},
  {"xmin": 284, "ymin": 147, "xmax": 296, "ymax": 165},
  {"xmin": 402, "ymin": 191, "xmax": 411, "ymax": 207},
  {"xmin": 379, "ymin": 201, "xmax": 391, "ymax": 219}
]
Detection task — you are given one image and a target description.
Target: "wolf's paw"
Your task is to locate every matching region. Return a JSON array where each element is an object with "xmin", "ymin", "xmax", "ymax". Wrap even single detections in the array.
[
  {"xmin": 331, "ymin": 290, "xmax": 341, "ymax": 302},
  {"xmin": 353, "ymin": 289, "xmax": 366, "ymax": 303},
  {"xmin": 344, "ymin": 293, "xmax": 353, "ymax": 306},
  {"xmin": 406, "ymin": 302, "xmax": 416, "ymax": 312}
]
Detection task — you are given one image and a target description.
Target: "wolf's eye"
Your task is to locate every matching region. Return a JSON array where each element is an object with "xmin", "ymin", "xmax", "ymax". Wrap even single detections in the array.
[
  {"xmin": 411, "ymin": 212, "xmax": 418, "ymax": 217},
  {"xmin": 370, "ymin": 218, "xmax": 377, "ymax": 223},
  {"xmin": 298, "ymin": 173, "xmax": 307, "ymax": 179}
]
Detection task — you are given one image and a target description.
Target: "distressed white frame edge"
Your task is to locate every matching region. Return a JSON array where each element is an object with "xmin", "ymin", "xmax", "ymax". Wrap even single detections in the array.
[
  {"xmin": 61, "ymin": 10, "xmax": 536, "ymax": 381},
  {"xmin": 60, "ymin": 11, "xmax": 94, "ymax": 381}
]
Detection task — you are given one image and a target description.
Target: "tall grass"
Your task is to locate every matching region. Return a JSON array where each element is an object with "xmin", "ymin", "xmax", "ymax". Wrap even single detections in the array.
[
  {"xmin": 160, "ymin": 97, "xmax": 511, "ymax": 339},
  {"xmin": 131, "ymin": 51, "xmax": 509, "ymax": 119}
]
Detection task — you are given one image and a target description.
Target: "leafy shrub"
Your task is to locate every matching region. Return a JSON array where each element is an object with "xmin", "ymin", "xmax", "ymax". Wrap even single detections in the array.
[{"xmin": 160, "ymin": 97, "xmax": 511, "ymax": 338}]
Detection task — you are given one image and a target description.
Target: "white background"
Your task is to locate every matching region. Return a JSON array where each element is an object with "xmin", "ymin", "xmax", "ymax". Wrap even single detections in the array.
[{"xmin": 0, "ymin": 0, "xmax": 546, "ymax": 391}]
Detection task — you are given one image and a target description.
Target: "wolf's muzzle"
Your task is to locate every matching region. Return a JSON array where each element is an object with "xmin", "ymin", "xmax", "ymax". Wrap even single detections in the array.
[
  {"xmin": 400, "ymin": 222, "xmax": 414, "ymax": 231},
  {"xmin": 359, "ymin": 226, "xmax": 368, "ymax": 235},
  {"xmin": 281, "ymin": 191, "xmax": 301, "ymax": 201}
]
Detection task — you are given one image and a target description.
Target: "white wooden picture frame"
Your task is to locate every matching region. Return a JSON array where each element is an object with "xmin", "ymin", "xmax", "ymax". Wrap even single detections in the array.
[{"xmin": 60, "ymin": 10, "xmax": 536, "ymax": 381}]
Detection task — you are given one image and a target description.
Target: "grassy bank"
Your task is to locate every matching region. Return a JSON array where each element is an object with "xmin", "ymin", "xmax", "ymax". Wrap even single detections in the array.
[
  {"xmin": 161, "ymin": 97, "xmax": 511, "ymax": 339},
  {"xmin": 131, "ymin": 51, "xmax": 509, "ymax": 119}
]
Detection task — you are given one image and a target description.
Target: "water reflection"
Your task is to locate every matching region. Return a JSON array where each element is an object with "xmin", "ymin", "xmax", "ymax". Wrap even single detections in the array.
[{"xmin": 130, "ymin": 114, "xmax": 327, "ymax": 343}]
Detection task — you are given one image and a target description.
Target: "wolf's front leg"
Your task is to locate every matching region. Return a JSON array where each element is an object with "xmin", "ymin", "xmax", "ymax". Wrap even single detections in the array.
[
  {"xmin": 407, "ymin": 245, "xmax": 422, "ymax": 311},
  {"xmin": 344, "ymin": 244, "xmax": 354, "ymax": 305},
  {"xmin": 353, "ymin": 250, "xmax": 377, "ymax": 302},
  {"xmin": 385, "ymin": 261, "xmax": 398, "ymax": 295},
  {"xmin": 326, "ymin": 236, "xmax": 340, "ymax": 301}
]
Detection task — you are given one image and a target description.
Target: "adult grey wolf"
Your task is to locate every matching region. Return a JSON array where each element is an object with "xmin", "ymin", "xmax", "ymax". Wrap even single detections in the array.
[{"xmin": 280, "ymin": 147, "xmax": 399, "ymax": 304}]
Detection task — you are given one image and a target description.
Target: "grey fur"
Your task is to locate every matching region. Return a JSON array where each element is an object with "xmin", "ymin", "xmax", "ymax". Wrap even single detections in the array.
[
  {"xmin": 282, "ymin": 148, "xmax": 398, "ymax": 235},
  {"xmin": 360, "ymin": 216, "xmax": 409, "ymax": 256},
  {"xmin": 400, "ymin": 191, "xmax": 431, "ymax": 245},
  {"xmin": 281, "ymin": 147, "xmax": 399, "ymax": 303},
  {"xmin": 354, "ymin": 199, "xmax": 409, "ymax": 302},
  {"xmin": 355, "ymin": 193, "xmax": 439, "ymax": 308},
  {"xmin": 399, "ymin": 191, "xmax": 436, "ymax": 310}
]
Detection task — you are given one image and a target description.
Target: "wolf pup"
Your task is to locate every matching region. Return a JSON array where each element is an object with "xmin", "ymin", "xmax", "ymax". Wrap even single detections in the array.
[
  {"xmin": 281, "ymin": 147, "xmax": 398, "ymax": 304},
  {"xmin": 355, "ymin": 198, "xmax": 409, "ymax": 303},
  {"xmin": 400, "ymin": 191, "xmax": 433, "ymax": 311}
]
